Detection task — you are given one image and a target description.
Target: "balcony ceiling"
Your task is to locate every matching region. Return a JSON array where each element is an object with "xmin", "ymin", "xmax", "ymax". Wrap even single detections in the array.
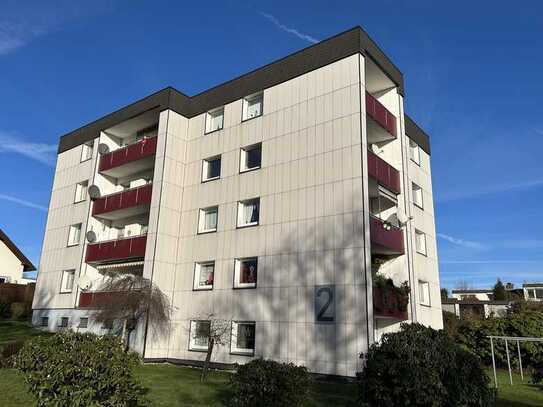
[{"xmin": 104, "ymin": 108, "xmax": 160, "ymax": 139}]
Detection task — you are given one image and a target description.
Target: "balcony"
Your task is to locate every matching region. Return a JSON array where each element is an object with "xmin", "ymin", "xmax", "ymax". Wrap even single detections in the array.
[
  {"xmin": 367, "ymin": 150, "xmax": 401, "ymax": 194},
  {"xmin": 373, "ymin": 285, "xmax": 409, "ymax": 320},
  {"xmin": 85, "ymin": 235, "xmax": 147, "ymax": 265},
  {"xmin": 79, "ymin": 291, "xmax": 119, "ymax": 308},
  {"xmin": 98, "ymin": 137, "xmax": 157, "ymax": 178},
  {"xmin": 366, "ymin": 92, "xmax": 397, "ymax": 142},
  {"xmin": 370, "ymin": 216, "xmax": 404, "ymax": 255},
  {"xmin": 92, "ymin": 184, "xmax": 152, "ymax": 221}
]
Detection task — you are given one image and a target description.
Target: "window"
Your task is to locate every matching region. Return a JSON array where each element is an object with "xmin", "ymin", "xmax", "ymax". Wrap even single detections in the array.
[
  {"xmin": 81, "ymin": 141, "xmax": 94, "ymax": 162},
  {"xmin": 40, "ymin": 317, "xmax": 49, "ymax": 327},
  {"xmin": 412, "ymin": 183, "xmax": 423, "ymax": 209},
  {"xmin": 74, "ymin": 181, "xmax": 88, "ymax": 203},
  {"xmin": 205, "ymin": 107, "xmax": 224, "ymax": 133},
  {"xmin": 198, "ymin": 206, "xmax": 218, "ymax": 233},
  {"xmin": 0, "ymin": 276, "xmax": 9, "ymax": 284},
  {"xmin": 240, "ymin": 143, "xmax": 261, "ymax": 172},
  {"xmin": 237, "ymin": 198, "xmax": 260, "ymax": 227},
  {"xmin": 418, "ymin": 280, "xmax": 430, "ymax": 306},
  {"xmin": 202, "ymin": 156, "xmax": 221, "ymax": 182},
  {"xmin": 102, "ymin": 319, "xmax": 113, "ymax": 330},
  {"xmin": 67, "ymin": 223, "xmax": 82, "ymax": 246},
  {"xmin": 415, "ymin": 229, "xmax": 427, "ymax": 255},
  {"xmin": 193, "ymin": 262, "xmax": 214, "ymax": 290},
  {"xmin": 231, "ymin": 321, "xmax": 255, "ymax": 355},
  {"xmin": 79, "ymin": 317, "xmax": 89, "ymax": 328},
  {"xmin": 60, "ymin": 269, "xmax": 75, "ymax": 293},
  {"xmin": 242, "ymin": 92, "xmax": 263, "ymax": 121},
  {"xmin": 234, "ymin": 257, "xmax": 257, "ymax": 288},
  {"xmin": 409, "ymin": 139, "xmax": 420, "ymax": 165},
  {"xmin": 189, "ymin": 320, "xmax": 210, "ymax": 351},
  {"xmin": 58, "ymin": 317, "xmax": 69, "ymax": 328}
]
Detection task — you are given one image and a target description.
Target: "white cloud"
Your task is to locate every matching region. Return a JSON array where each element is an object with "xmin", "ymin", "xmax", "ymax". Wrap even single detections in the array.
[
  {"xmin": 437, "ymin": 179, "xmax": 543, "ymax": 202},
  {"xmin": 258, "ymin": 12, "xmax": 319, "ymax": 44},
  {"xmin": 0, "ymin": 132, "xmax": 56, "ymax": 166},
  {"xmin": 437, "ymin": 233, "xmax": 487, "ymax": 250},
  {"xmin": 0, "ymin": 193, "xmax": 47, "ymax": 211}
]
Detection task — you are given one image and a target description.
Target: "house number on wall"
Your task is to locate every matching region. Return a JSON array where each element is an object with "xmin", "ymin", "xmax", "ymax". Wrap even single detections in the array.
[{"xmin": 315, "ymin": 285, "xmax": 335, "ymax": 323}]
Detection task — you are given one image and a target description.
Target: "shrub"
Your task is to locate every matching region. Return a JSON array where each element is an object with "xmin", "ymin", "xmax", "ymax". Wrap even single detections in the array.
[
  {"xmin": 531, "ymin": 355, "xmax": 543, "ymax": 386},
  {"xmin": 228, "ymin": 358, "xmax": 311, "ymax": 407},
  {"xmin": 0, "ymin": 340, "xmax": 25, "ymax": 368},
  {"xmin": 0, "ymin": 302, "xmax": 11, "ymax": 318},
  {"xmin": 445, "ymin": 309, "xmax": 543, "ymax": 368},
  {"xmin": 358, "ymin": 323, "xmax": 495, "ymax": 407},
  {"xmin": 10, "ymin": 302, "xmax": 30, "ymax": 320},
  {"xmin": 16, "ymin": 331, "xmax": 148, "ymax": 406}
]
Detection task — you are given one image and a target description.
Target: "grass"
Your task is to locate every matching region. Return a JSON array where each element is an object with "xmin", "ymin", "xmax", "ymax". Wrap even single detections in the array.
[
  {"xmin": 0, "ymin": 320, "xmax": 50, "ymax": 346},
  {"xmin": 0, "ymin": 320, "xmax": 541, "ymax": 406}
]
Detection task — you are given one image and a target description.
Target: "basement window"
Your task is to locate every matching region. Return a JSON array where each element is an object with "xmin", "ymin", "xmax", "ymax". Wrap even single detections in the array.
[
  {"xmin": 230, "ymin": 321, "xmax": 255, "ymax": 355},
  {"xmin": 189, "ymin": 320, "xmax": 210, "ymax": 351}
]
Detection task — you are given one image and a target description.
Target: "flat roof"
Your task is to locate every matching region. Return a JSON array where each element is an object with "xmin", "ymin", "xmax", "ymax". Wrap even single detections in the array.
[{"xmin": 58, "ymin": 26, "xmax": 431, "ymax": 155}]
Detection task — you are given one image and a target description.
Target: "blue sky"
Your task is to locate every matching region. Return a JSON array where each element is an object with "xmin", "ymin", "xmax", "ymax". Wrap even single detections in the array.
[{"xmin": 1, "ymin": 0, "xmax": 542, "ymax": 290}]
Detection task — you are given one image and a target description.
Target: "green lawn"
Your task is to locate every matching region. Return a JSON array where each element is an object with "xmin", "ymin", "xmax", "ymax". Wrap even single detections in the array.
[{"xmin": 0, "ymin": 321, "xmax": 541, "ymax": 406}]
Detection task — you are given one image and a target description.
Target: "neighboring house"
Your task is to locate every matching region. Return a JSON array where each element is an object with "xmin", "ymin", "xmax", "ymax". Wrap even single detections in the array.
[
  {"xmin": 523, "ymin": 283, "xmax": 543, "ymax": 301},
  {"xmin": 451, "ymin": 289, "xmax": 495, "ymax": 301},
  {"xmin": 32, "ymin": 26, "xmax": 442, "ymax": 377},
  {"xmin": 442, "ymin": 298, "xmax": 511, "ymax": 319},
  {"xmin": 0, "ymin": 229, "xmax": 36, "ymax": 284}
]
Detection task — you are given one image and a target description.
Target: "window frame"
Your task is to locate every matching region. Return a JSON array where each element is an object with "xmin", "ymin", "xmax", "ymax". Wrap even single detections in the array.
[
  {"xmin": 74, "ymin": 180, "xmax": 89, "ymax": 203},
  {"xmin": 409, "ymin": 139, "xmax": 421, "ymax": 166},
  {"xmin": 40, "ymin": 317, "xmax": 49, "ymax": 327},
  {"xmin": 67, "ymin": 223, "xmax": 82, "ymax": 247},
  {"xmin": 204, "ymin": 107, "xmax": 225, "ymax": 134},
  {"xmin": 201, "ymin": 155, "xmax": 221, "ymax": 182},
  {"xmin": 241, "ymin": 92, "xmax": 263, "ymax": 122},
  {"xmin": 239, "ymin": 143, "xmax": 262, "ymax": 173},
  {"xmin": 237, "ymin": 198, "xmax": 260, "ymax": 228},
  {"xmin": 193, "ymin": 261, "xmax": 215, "ymax": 291},
  {"xmin": 230, "ymin": 321, "xmax": 256, "ymax": 356},
  {"xmin": 59, "ymin": 269, "xmax": 76, "ymax": 294},
  {"xmin": 79, "ymin": 317, "xmax": 89, "ymax": 328},
  {"xmin": 58, "ymin": 317, "xmax": 69, "ymax": 328},
  {"xmin": 418, "ymin": 280, "xmax": 431, "ymax": 306},
  {"xmin": 197, "ymin": 206, "xmax": 219, "ymax": 234},
  {"xmin": 80, "ymin": 141, "xmax": 94, "ymax": 162},
  {"xmin": 412, "ymin": 182, "xmax": 424, "ymax": 209},
  {"xmin": 233, "ymin": 257, "xmax": 258, "ymax": 289},
  {"xmin": 188, "ymin": 320, "xmax": 211, "ymax": 352},
  {"xmin": 415, "ymin": 229, "xmax": 427, "ymax": 256}
]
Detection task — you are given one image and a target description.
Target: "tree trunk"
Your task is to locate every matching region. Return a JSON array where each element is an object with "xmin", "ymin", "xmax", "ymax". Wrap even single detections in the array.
[
  {"xmin": 125, "ymin": 329, "xmax": 133, "ymax": 353},
  {"xmin": 201, "ymin": 338, "xmax": 214, "ymax": 382}
]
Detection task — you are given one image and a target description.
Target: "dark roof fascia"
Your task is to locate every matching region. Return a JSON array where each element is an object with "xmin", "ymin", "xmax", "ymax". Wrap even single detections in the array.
[
  {"xmin": 451, "ymin": 289, "xmax": 493, "ymax": 294},
  {"xmin": 523, "ymin": 283, "xmax": 543, "ymax": 288},
  {"xmin": 58, "ymin": 26, "xmax": 406, "ymax": 154},
  {"xmin": 405, "ymin": 114, "xmax": 431, "ymax": 155},
  {"xmin": 0, "ymin": 229, "xmax": 36, "ymax": 271}
]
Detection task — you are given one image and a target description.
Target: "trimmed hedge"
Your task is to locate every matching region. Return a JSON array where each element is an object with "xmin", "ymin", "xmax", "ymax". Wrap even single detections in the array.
[
  {"xmin": 358, "ymin": 323, "xmax": 495, "ymax": 407},
  {"xmin": 228, "ymin": 359, "xmax": 311, "ymax": 407},
  {"xmin": 15, "ymin": 331, "xmax": 148, "ymax": 406}
]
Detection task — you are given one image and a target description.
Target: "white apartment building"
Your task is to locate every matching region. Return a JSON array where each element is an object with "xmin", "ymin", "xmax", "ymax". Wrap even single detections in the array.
[{"xmin": 32, "ymin": 26, "xmax": 442, "ymax": 376}]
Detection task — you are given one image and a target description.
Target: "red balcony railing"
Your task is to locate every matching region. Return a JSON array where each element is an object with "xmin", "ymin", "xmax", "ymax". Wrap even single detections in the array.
[
  {"xmin": 79, "ymin": 291, "xmax": 120, "ymax": 308},
  {"xmin": 370, "ymin": 216, "xmax": 404, "ymax": 255},
  {"xmin": 367, "ymin": 150, "xmax": 401, "ymax": 194},
  {"xmin": 92, "ymin": 184, "xmax": 152, "ymax": 217},
  {"xmin": 98, "ymin": 136, "xmax": 157, "ymax": 173},
  {"xmin": 85, "ymin": 235, "xmax": 147, "ymax": 264},
  {"xmin": 365, "ymin": 92, "xmax": 397, "ymax": 138},
  {"xmin": 373, "ymin": 286, "xmax": 409, "ymax": 320}
]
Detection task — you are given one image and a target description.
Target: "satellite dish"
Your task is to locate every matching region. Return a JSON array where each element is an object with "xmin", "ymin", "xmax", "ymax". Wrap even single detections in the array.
[
  {"xmin": 86, "ymin": 230, "xmax": 97, "ymax": 243},
  {"xmin": 88, "ymin": 185, "xmax": 101, "ymax": 200},
  {"xmin": 397, "ymin": 213, "xmax": 413, "ymax": 227},
  {"xmin": 98, "ymin": 143, "xmax": 110, "ymax": 155},
  {"xmin": 78, "ymin": 275, "xmax": 92, "ymax": 291}
]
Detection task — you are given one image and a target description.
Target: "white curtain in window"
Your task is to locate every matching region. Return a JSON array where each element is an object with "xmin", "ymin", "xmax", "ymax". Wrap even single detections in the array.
[
  {"xmin": 243, "ymin": 201, "xmax": 258, "ymax": 224},
  {"xmin": 205, "ymin": 210, "xmax": 217, "ymax": 230}
]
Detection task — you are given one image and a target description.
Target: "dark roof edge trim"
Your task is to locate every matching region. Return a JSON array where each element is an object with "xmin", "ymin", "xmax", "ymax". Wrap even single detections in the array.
[
  {"xmin": 0, "ymin": 229, "xmax": 36, "ymax": 271},
  {"xmin": 58, "ymin": 26, "xmax": 405, "ymax": 154},
  {"xmin": 404, "ymin": 114, "xmax": 431, "ymax": 155}
]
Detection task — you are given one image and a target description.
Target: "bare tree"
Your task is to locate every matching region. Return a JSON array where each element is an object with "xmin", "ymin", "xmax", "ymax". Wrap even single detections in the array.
[
  {"xmin": 92, "ymin": 273, "xmax": 172, "ymax": 352},
  {"xmin": 189, "ymin": 314, "xmax": 230, "ymax": 382},
  {"xmin": 455, "ymin": 280, "xmax": 473, "ymax": 290}
]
